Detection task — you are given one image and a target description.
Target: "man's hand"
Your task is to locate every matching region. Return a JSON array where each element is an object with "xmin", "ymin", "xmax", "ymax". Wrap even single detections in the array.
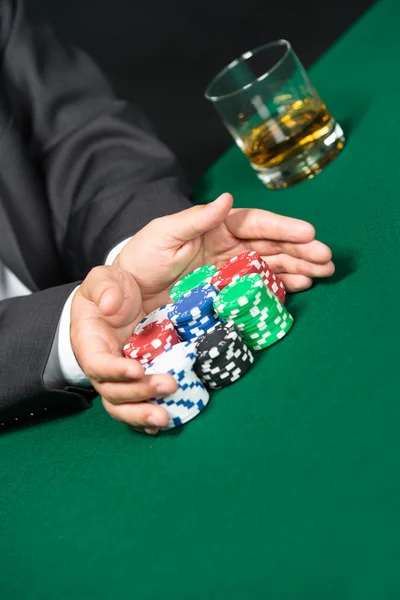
[
  {"xmin": 114, "ymin": 193, "xmax": 335, "ymax": 312},
  {"xmin": 71, "ymin": 266, "xmax": 176, "ymax": 434}
]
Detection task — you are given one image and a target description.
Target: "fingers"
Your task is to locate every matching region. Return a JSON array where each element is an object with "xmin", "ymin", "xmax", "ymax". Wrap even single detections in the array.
[
  {"xmin": 79, "ymin": 265, "xmax": 139, "ymax": 316},
  {"xmin": 278, "ymin": 274, "xmax": 314, "ymax": 292},
  {"xmin": 99, "ymin": 373, "xmax": 177, "ymax": 404},
  {"xmin": 226, "ymin": 208, "xmax": 316, "ymax": 243},
  {"xmin": 249, "ymin": 238, "xmax": 333, "ymax": 265},
  {"xmin": 265, "ymin": 254, "xmax": 335, "ymax": 279},
  {"xmin": 82, "ymin": 352, "xmax": 145, "ymax": 383},
  {"xmin": 154, "ymin": 193, "xmax": 233, "ymax": 244},
  {"xmin": 98, "ymin": 373, "xmax": 178, "ymax": 434},
  {"xmin": 80, "ymin": 265, "xmax": 124, "ymax": 306},
  {"xmin": 103, "ymin": 397, "xmax": 170, "ymax": 431},
  {"xmin": 131, "ymin": 426, "xmax": 160, "ymax": 436}
]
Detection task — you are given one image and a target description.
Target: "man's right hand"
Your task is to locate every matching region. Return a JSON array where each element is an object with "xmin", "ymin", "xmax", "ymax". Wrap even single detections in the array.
[{"xmin": 71, "ymin": 266, "xmax": 176, "ymax": 434}]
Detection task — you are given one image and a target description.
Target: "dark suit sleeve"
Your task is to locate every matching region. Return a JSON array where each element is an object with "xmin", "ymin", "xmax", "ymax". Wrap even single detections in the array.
[
  {"xmin": 0, "ymin": 284, "xmax": 97, "ymax": 426},
  {"xmin": 1, "ymin": 0, "xmax": 193, "ymax": 281}
]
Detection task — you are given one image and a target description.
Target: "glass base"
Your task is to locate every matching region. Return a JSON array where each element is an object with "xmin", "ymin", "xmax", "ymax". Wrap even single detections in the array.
[{"xmin": 254, "ymin": 123, "xmax": 346, "ymax": 190}]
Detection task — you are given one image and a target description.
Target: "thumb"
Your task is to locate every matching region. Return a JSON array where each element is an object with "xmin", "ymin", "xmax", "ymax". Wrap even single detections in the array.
[
  {"xmin": 80, "ymin": 266, "xmax": 136, "ymax": 317},
  {"xmin": 159, "ymin": 193, "xmax": 233, "ymax": 244}
]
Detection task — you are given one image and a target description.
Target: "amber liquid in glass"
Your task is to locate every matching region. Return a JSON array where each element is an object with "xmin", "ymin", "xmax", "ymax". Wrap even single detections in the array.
[{"xmin": 241, "ymin": 97, "xmax": 345, "ymax": 188}]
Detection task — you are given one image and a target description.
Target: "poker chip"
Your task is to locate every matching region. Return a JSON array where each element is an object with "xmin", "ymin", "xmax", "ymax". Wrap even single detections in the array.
[
  {"xmin": 213, "ymin": 274, "xmax": 293, "ymax": 350},
  {"xmin": 170, "ymin": 265, "xmax": 217, "ymax": 301},
  {"xmin": 168, "ymin": 284, "xmax": 221, "ymax": 342},
  {"xmin": 123, "ymin": 319, "xmax": 180, "ymax": 367},
  {"xmin": 146, "ymin": 342, "xmax": 210, "ymax": 430},
  {"xmin": 195, "ymin": 321, "xmax": 254, "ymax": 389},
  {"xmin": 123, "ymin": 264, "xmax": 296, "ymax": 432},
  {"xmin": 134, "ymin": 304, "xmax": 173, "ymax": 334},
  {"xmin": 211, "ymin": 251, "xmax": 286, "ymax": 303}
]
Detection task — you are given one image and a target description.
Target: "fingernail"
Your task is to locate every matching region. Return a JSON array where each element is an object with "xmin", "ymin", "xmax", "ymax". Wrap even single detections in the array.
[
  {"xmin": 126, "ymin": 365, "xmax": 141, "ymax": 378},
  {"xmin": 156, "ymin": 384, "xmax": 170, "ymax": 395},
  {"xmin": 144, "ymin": 427, "xmax": 159, "ymax": 436},
  {"xmin": 99, "ymin": 289, "xmax": 113, "ymax": 307}
]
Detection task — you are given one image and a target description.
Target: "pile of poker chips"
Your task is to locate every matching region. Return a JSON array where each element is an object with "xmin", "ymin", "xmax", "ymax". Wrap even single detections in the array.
[
  {"xmin": 123, "ymin": 319, "xmax": 179, "ymax": 367},
  {"xmin": 211, "ymin": 251, "xmax": 286, "ymax": 304},
  {"xmin": 195, "ymin": 321, "xmax": 254, "ymax": 390},
  {"xmin": 213, "ymin": 273, "xmax": 293, "ymax": 351},
  {"xmin": 146, "ymin": 342, "xmax": 209, "ymax": 430},
  {"xmin": 123, "ymin": 257, "xmax": 295, "ymax": 431},
  {"xmin": 170, "ymin": 265, "xmax": 217, "ymax": 301},
  {"xmin": 168, "ymin": 284, "xmax": 221, "ymax": 342}
]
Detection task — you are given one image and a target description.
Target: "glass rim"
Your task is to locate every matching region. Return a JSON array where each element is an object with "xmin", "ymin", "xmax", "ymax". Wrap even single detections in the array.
[{"xmin": 204, "ymin": 39, "xmax": 292, "ymax": 103}]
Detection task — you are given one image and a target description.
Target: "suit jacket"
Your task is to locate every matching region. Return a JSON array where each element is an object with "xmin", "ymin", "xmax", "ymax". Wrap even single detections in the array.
[{"xmin": 0, "ymin": 0, "xmax": 191, "ymax": 426}]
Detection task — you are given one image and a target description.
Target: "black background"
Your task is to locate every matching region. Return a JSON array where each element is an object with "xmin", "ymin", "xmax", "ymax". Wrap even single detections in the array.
[{"xmin": 27, "ymin": 0, "xmax": 376, "ymax": 184}]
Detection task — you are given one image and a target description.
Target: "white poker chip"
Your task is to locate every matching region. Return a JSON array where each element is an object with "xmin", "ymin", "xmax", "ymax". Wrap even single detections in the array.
[
  {"xmin": 134, "ymin": 304, "xmax": 173, "ymax": 334},
  {"xmin": 145, "ymin": 341, "xmax": 209, "ymax": 430}
]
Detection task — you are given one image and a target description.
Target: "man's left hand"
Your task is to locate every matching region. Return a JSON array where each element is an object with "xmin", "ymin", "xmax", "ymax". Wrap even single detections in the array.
[{"xmin": 114, "ymin": 193, "xmax": 335, "ymax": 312}]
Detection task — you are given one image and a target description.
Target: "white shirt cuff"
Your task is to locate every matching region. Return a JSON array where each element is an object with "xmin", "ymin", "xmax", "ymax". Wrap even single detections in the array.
[
  {"xmin": 105, "ymin": 238, "xmax": 132, "ymax": 266},
  {"xmin": 59, "ymin": 285, "xmax": 91, "ymax": 385},
  {"xmin": 43, "ymin": 286, "xmax": 91, "ymax": 388}
]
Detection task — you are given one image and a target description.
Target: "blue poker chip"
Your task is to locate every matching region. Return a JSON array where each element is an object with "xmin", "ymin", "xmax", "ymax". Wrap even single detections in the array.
[
  {"xmin": 178, "ymin": 321, "xmax": 218, "ymax": 341},
  {"xmin": 175, "ymin": 313, "xmax": 218, "ymax": 333},
  {"xmin": 175, "ymin": 309, "xmax": 216, "ymax": 330},
  {"xmin": 175, "ymin": 310, "xmax": 220, "ymax": 342},
  {"xmin": 168, "ymin": 285, "xmax": 217, "ymax": 325}
]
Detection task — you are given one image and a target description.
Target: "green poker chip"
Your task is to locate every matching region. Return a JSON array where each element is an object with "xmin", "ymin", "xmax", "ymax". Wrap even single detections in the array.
[
  {"xmin": 213, "ymin": 273, "xmax": 265, "ymax": 315},
  {"xmin": 170, "ymin": 265, "xmax": 217, "ymax": 301},
  {"xmin": 213, "ymin": 274, "xmax": 294, "ymax": 351},
  {"xmin": 250, "ymin": 317, "xmax": 294, "ymax": 350}
]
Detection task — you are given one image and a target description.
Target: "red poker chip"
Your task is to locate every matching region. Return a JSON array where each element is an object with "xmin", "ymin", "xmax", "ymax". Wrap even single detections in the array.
[
  {"xmin": 261, "ymin": 269, "xmax": 286, "ymax": 304},
  {"xmin": 123, "ymin": 319, "xmax": 179, "ymax": 360},
  {"xmin": 212, "ymin": 251, "xmax": 286, "ymax": 304},
  {"xmin": 211, "ymin": 251, "xmax": 265, "ymax": 290},
  {"xmin": 136, "ymin": 338, "xmax": 178, "ymax": 366}
]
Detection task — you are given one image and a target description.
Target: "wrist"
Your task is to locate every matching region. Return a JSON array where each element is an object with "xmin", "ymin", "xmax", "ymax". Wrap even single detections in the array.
[
  {"xmin": 105, "ymin": 237, "xmax": 132, "ymax": 267},
  {"xmin": 112, "ymin": 253, "xmax": 122, "ymax": 269}
]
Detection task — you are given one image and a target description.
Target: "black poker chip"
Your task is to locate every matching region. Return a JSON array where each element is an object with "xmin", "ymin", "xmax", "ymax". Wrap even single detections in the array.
[{"xmin": 195, "ymin": 321, "xmax": 254, "ymax": 389}]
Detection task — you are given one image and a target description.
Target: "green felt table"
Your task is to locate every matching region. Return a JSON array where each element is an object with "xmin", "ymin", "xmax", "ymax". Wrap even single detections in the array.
[{"xmin": 1, "ymin": 1, "xmax": 400, "ymax": 598}]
